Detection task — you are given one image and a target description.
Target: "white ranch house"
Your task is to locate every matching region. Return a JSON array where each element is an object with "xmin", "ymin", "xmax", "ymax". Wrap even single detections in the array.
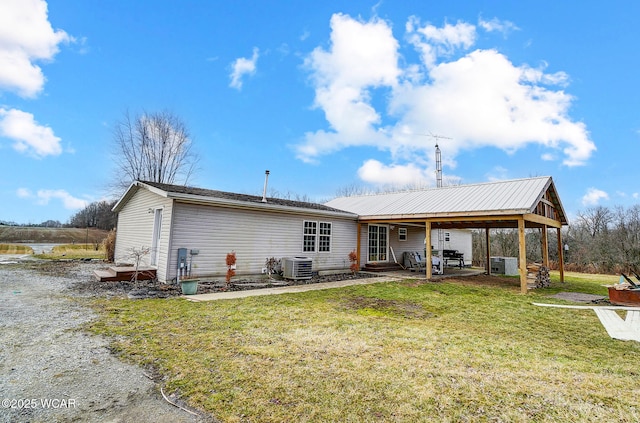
[{"xmin": 112, "ymin": 176, "xmax": 568, "ymax": 292}]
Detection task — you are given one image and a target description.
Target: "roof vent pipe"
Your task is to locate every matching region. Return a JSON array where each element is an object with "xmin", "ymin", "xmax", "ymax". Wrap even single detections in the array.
[{"xmin": 261, "ymin": 170, "xmax": 270, "ymax": 203}]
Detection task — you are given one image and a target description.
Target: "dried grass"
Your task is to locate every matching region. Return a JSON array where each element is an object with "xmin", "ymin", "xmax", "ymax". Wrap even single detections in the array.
[{"xmin": 88, "ymin": 273, "xmax": 640, "ymax": 422}]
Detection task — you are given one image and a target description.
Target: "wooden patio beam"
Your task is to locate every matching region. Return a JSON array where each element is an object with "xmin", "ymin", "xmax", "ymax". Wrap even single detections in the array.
[{"xmin": 518, "ymin": 217, "xmax": 528, "ymax": 294}]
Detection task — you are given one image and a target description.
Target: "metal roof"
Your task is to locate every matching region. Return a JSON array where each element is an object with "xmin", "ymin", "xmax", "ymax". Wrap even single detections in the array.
[{"xmin": 325, "ymin": 176, "xmax": 567, "ymax": 224}]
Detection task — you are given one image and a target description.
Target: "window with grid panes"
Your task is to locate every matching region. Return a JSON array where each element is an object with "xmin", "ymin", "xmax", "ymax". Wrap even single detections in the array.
[
  {"xmin": 303, "ymin": 221, "xmax": 317, "ymax": 252},
  {"xmin": 318, "ymin": 222, "xmax": 332, "ymax": 252}
]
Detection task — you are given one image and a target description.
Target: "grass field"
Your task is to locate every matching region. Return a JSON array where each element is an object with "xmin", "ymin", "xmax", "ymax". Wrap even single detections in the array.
[
  {"xmin": 0, "ymin": 226, "xmax": 109, "ymax": 244},
  {"xmin": 0, "ymin": 244, "xmax": 34, "ymax": 254},
  {"xmin": 34, "ymin": 244, "xmax": 106, "ymax": 260},
  {"xmin": 0, "ymin": 242, "xmax": 106, "ymax": 260},
  {"xmin": 88, "ymin": 272, "xmax": 640, "ymax": 422}
]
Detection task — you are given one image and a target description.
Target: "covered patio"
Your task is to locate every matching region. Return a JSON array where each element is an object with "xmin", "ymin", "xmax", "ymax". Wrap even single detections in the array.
[{"xmin": 327, "ymin": 176, "xmax": 569, "ymax": 294}]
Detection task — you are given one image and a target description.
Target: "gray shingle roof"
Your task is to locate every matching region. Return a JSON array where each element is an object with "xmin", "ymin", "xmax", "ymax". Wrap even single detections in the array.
[{"xmin": 138, "ymin": 180, "xmax": 352, "ymax": 214}]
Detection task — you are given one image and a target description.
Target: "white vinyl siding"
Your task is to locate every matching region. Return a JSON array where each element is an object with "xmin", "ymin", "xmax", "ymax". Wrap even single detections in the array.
[
  {"xmin": 359, "ymin": 225, "xmax": 473, "ymax": 266},
  {"xmin": 167, "ymin": 202, "xmax": 355, "ymax": 281},
  {"xmin": 114, "ymin": 187, "xmax": 173, "ymax": 281}
]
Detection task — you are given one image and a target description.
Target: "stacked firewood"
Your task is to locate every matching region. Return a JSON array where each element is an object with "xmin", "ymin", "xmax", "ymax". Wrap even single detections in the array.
[{"xmin": 527, "ymin": 263, "xmax": 551, "ymax": 288}]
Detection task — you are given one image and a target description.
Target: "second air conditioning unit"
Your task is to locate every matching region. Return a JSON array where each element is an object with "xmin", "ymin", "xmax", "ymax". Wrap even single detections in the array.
[{"xmin": 282, "ymin": 257, "xmax": 313, "ymax": 280}]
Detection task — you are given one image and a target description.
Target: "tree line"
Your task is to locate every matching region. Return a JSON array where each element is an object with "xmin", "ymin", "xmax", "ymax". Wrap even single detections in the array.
[
  {"xmin": 1, "ymin": 199, "xmax": 117, "ymax": 230},
  {"xmin": 66, "ymin": 200, "xmax": 118, "ymax": 230},
  {"xmin": 472, "ymin": 205, "xmax": 640, "ymax": 274}
]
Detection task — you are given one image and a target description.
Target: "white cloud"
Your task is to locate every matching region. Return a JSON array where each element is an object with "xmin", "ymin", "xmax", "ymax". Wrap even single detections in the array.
[
  {"xmin": 358, "ymin": 159, "xmax": 431, "ymax": 186},
  {"xmin": 391, "ymin": 49, "xmax": 595, "ymax": 166},
  {"xmin": 35, "ymin": 189, "xmax": 87, "ymax": 209},
  {"xmin": 18, "ymin": 187, "xmax": 86, "ymax": 210},
  {"xmin": 229, "ymin": 47, "xmax": 259, "ymax": 90},
  {"xmin": 478, "ymin": 17, "xmax": 519, "ymax": 35},
  {"xmin": 406, "ymin": 17, "xmax": 476, "ymax": 68},
  {"xmin": 485, "ymin": 166, "xmax": 509, "ymax": 181},
  {"xmin": 297, "ymin": 13, "xmax": 400, "ymax": 163},
  {"xmin": 581, "ymin": 188, "xmax": 609, "ymax": 206},
  {"xmin": 16, "ymin": 187, "xmax": 32, "ymax": 198},
  {"xmin": 0, "ymin": 0, "xmax": 72, "ymax": 97},
  {"xmin": 296, "ymin": 13, "xmax": 596, "ymax": 186},
  {"xmin": 0, "ymin": 108, "xmax": 62, "ymax": 157}
]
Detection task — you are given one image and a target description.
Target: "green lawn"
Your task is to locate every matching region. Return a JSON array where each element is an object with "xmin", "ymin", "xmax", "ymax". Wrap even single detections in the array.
[{"xmin": 87, "ymin": 272, "xmax": 640, "ymax": 422}]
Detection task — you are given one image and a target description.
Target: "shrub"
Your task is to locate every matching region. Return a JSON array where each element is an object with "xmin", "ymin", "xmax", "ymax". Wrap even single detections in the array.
[
  {"xmin": 103, "ymin": 229, "xmax": 116, "ymax": 262},
  {"xmin": 348, "ymin": 249, "xmax": 358, "ymax": 273},
  {"xmin": 265, "ymin": 257, "xmax": 281, "ymax": 279},
  {"xmin": 226, "ymin": 251, "xmax": 236, "ymax": 284}
]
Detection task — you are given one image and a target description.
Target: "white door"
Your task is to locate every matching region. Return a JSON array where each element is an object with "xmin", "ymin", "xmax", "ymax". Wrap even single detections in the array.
[
  {"xmin": 151, "ymin": 208, "xmax": 162, "ymax": 266},
  {"xmin": 368, "ymin": 224, "xmax": 388, "ymax": 262}
]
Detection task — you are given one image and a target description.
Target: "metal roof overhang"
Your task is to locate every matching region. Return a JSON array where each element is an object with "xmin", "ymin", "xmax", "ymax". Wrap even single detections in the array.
[{"xmin": 356, "ymin": 210, "xmax": 564, "ymax": 230}]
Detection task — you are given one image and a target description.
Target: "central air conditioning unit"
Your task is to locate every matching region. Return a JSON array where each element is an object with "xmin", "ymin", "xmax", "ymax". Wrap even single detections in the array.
[
  {"xmin": 282, "ymin": 257, "xmax": 313, "ymax": 280},
  {"xmin": 490, "ymin": 257, "xmax": 519, "ymax": 276}
]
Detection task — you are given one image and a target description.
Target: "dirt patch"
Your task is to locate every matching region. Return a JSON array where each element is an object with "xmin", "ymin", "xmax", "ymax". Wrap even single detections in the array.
[
  {"xmin": 0, "ymin": 259, "xmax": 212, "ymax": 423},
  {"xmin": 341, "ymin": 296, "xmax": 436, "ymax": 319},
  {"xmin": 401, "ymin": 273, "xmax": 522, "ymax": 289},
  {"xmin": 550, "ymin": 292, "xmax": 608, "ymax": 304}
]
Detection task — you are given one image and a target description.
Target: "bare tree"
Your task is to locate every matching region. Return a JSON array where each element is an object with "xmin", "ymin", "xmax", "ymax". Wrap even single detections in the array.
[
  {"xmin": 67, "ymin": 200, "xmax": 117, "ymax": 230},
  {"xmin": 576, "ymin": 206, "xmax": 612, "ymax": 238},
  {"xmin": 111, "ymin": 110, "xmax": 198, "ymax": 193}
]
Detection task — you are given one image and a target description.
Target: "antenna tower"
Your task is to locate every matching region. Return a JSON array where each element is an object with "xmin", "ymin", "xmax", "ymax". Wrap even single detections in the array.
[
  {"xmin": 428, "ymin": 132, "xmax": 451, "ymax": 188},
  {"xmin": 435, "ymin": 143, "xmax": 442, "ymax": 188},
  {"xmin": 425, "ymin": 133, "xmax": 451, "ymax": 275}
]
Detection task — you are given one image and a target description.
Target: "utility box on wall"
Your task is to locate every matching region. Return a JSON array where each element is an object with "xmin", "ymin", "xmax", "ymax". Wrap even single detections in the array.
[{"xmin": 490, "ymin": 257, "xmax": 518, "ymax": 276}]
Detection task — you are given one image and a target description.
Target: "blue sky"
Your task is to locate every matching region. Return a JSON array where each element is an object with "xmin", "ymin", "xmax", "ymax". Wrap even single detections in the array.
[{"xmin": 1, "ymin": 0, "xmax": 639, "ymax": 224}]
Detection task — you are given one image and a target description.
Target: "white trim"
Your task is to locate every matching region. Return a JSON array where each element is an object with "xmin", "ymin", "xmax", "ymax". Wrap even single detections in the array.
[
  {"xmin": 150, "ymin": 207, "xmax": 163, "ymax": 266},
  {"xmin": 367, "ymin": 224, "xmax": 389, "ymax": 262},
  {"xmin": 302, "ymin": 220, "xmax": 333, "ymax": 253}
]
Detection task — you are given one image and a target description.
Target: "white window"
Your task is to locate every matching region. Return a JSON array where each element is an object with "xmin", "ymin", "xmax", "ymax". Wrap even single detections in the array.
[
  {"xmin": 303, "ymin": 221, "xmax": 332, "ymax": 252},
  {"xmin": 444, "ymin": 232, "xmax": 450, "ymax": 242},
  {"xmin": 319, "ymin": 222, "xmax": 332, "ymax": 252},
  {"xmin": 303, "ymin": 221, "xmax": 317, "ymax": 252},
  {"xmin": 398, "ymin": 227, "xmax": 407, "ymax": 241}
]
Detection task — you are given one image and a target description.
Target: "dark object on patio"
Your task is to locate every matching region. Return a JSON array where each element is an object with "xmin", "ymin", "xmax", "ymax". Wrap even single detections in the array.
[
  {"xmin": 442, "ymin": 249, "xmax": 464, "ymax": 268},
  {"xmin": 403, "ymin": 251, "xmax": 425, "ymax": 272}
]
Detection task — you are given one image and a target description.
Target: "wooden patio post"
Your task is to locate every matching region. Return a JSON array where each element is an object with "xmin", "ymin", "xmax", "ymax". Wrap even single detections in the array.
[
  {"xmin": 485, "ymin": 226, "xmax": 491, "ymax": 275},
  {"xmin": 425, "ymin": 221, "xmax": 432, "ymax": 279},
  {"xmin": 541, "ymin": 225, "xmax": 549, "ymax": 267},
  {"xmin": 518, "ymin": 218, "xmax": 528, "ymax": 294},
  {"xmin": 557, "ymin": 227, "xmax": 565, "ymax": 283}
]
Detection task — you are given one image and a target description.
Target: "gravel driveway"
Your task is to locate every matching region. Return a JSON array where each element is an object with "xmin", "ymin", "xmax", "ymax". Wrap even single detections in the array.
[{"xmin": 0, "ymin": 259, "xmax": 211, "ymax": 423}]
